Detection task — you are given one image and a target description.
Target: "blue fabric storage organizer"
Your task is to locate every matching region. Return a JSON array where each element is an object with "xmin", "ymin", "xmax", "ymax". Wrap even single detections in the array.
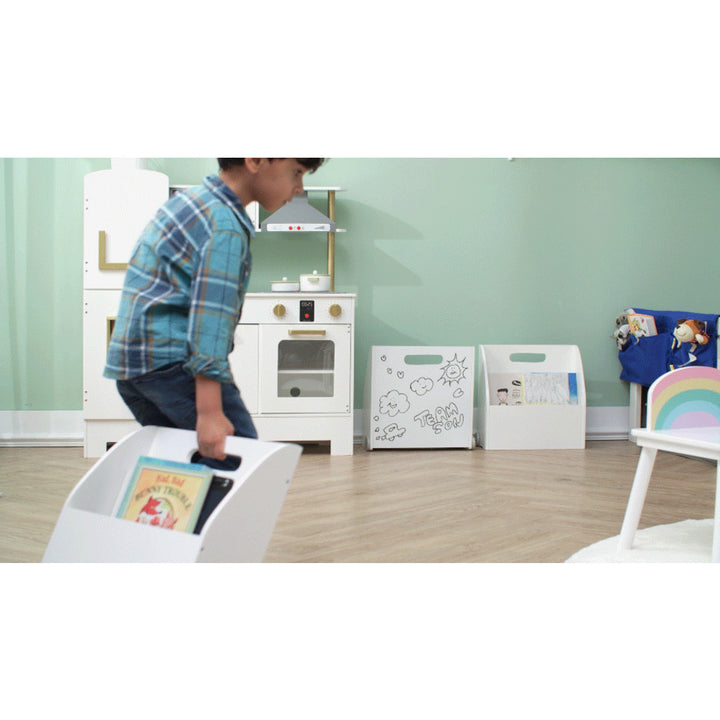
[{"xmin": 618, "ymin": 308, "xmax": 719, "ymax": 387}]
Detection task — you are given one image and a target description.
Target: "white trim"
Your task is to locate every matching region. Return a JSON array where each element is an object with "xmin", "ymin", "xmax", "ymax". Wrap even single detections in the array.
[
  {"xmin": 0, "ymin": 411, "xmax": 84, "ymax": 447},
  {"xmin": 585, "ymin": 406, "xmax": 631, "ymax": 440},
  {"xmin": 0, "ymin": 407, "xmax": 631, "ymax": 448},
  {"xmin": 353, "ymin": 407, "xmax": 631, "ymax": 445}
]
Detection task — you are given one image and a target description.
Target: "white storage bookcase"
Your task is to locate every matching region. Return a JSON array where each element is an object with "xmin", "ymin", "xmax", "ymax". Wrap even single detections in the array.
[
  {"xmin": 477, "ymin": 345, "xmax": 586, "ymax": 450},
  {"xmin": 44, "ymin": 427, "xmax": 301, "ymax": 562},
  {"xmin": 363, "ymin": 346, "xmax": 475, "ymax": 449}
]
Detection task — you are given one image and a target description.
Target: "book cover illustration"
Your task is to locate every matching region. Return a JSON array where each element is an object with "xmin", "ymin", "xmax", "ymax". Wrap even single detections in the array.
[
  {"xmin": 115, "ymin": 456, "xmax": 214, "ymax": 533},
  {"xmin": 490, "ymin": 373, "xmax": 578, "ymax": 405},
  {"xmin": 489, "ymin": 373, "xmax": 525, "ymax": 405},
  {"xmin": 627, "ymin": 313, "xmax": 657, "ymax": 338}
]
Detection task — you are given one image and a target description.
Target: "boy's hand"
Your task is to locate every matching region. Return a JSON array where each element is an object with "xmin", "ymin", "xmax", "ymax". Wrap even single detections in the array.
[
  {"xmin": 195, "ymin": 373, "xmax": 234, "ymax": 459},
  {"xmin": 196, "ymin": 410, "xmax": 234, "ymax": 460}
]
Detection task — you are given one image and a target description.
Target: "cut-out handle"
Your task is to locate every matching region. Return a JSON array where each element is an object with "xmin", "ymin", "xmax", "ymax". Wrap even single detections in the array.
[
  {"xmin": 190, "ymin": 451, "xmax": 242, "ymax": 471},
  {"xmin": 404, "ymin": 354, "xmax": 444, "ymax": 365},
  {"xmin": 509, "ymin": 353, "xmax": 547, "ymax": 363}
]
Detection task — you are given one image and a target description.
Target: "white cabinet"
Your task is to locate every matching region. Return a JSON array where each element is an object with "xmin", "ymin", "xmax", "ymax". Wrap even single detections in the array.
[
  {"xmin": 83, "ymin": 167, "xmax": 169, "ymax": 457},
  {"xmin": 83, "ymin": 289, "xmax": 133, "ymax": 419},
  {"xmin": 84, "ymin": 169, "xmax": 169, "ymax": 289}
]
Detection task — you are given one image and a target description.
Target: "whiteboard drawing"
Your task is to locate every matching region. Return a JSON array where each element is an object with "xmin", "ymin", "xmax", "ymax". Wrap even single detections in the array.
[
  {"xmin": 379, "ymin": 389, "xmax": 410, "ymax": 417},
  {"xmin": 366, "ymin": 346, "xmax": 474, "ymax": 449},
  {"xmin": 376, "ymin": 423, "xmax": 407, "ymax": 442},
  {"xmin": 410, "ymin": 377, "xmax": 434, "ymax": 396},
  {"xmin": 439, "ymin": 354, "xmax": 469, "ymax": 386},
  {"xmin": 413, "ymin": 402, "xmax": 465, "ymax": 435}
]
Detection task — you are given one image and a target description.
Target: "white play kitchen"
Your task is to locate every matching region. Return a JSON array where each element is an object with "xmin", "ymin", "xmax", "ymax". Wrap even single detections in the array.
[{"xmin": 82, "ymin": 161, "xmax": 355, "ymax": 456}]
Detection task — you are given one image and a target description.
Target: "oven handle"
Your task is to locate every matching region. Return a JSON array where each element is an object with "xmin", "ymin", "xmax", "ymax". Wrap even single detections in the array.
[{"xmin": 287, "ymin": 329, "xmax": 327, "ymax": 336}]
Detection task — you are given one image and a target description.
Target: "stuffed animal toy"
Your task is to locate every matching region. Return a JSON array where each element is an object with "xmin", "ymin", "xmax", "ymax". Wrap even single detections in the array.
[
  {"xmin": 612, "ymin": 308, "xmax": 634, "ymax": 349},
  {"xmin": 672, "ymin": 318, "xmax": 710, "ymax": 350}
]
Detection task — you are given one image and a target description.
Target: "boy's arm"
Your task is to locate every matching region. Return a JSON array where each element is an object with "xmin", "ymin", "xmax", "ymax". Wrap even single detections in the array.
[{"xmin": 195, "ymin": 373, "xmax": 234, "ymax": 460}]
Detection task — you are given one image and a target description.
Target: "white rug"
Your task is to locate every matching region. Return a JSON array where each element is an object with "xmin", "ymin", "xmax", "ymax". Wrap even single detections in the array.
[{"xmin": 566, "ymin": 518, "xmax": 715, "ymax": 562}]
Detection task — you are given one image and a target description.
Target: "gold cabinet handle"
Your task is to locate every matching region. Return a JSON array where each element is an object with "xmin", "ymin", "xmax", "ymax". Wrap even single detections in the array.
[
  {"xmin": 288, "ymin": 329, "xmax": 327, "ymax": 336},
  {"xmin": 98, "ymin": 230, "xmax": 128, "ymax": 271},
  {"xmin": 106, "ymin": 317, "xmax": 116, "ymax": 351}
]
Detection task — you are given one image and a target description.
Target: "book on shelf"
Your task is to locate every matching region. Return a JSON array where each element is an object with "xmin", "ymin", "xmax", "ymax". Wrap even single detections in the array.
[
  {"xmin": 115, "ymin": 456, "xmax": 214, "ymax": 533},
  {"xmin": 627, "ymin": 312, "xmax": 657, "ymax": 338},
  {"xmin": 489, "ymin": 372, "xmax": 579, "ymax": 406}
]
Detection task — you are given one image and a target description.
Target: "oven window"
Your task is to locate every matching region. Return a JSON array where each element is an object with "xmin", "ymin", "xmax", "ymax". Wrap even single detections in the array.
[{"xmin": 277, "ymin": 340, "xmax": 335, "ymax": 398}]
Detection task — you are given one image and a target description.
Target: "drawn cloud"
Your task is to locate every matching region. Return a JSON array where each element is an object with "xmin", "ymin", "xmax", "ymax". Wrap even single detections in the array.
[
  {"xmin": 410, "ymin": 377, "xmax": 434, "ymax": 396},
  {"xmin": 379, "ymin": 390, "xmax": 410, "ymax": 417}
]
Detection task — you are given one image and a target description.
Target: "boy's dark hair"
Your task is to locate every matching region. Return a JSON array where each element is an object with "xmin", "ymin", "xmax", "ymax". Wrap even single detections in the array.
[{"xmin": 218, "ymin": 158, "xmax": 325, "ymax": 173}]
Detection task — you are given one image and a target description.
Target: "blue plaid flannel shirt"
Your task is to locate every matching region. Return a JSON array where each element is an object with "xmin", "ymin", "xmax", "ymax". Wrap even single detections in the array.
[{"xmin": 104, "ymin": 174, "xmax": 255, "ymax": 385}]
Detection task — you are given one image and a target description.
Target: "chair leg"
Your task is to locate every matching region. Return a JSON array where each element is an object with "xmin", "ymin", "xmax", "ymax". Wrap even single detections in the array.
[
  {"xmin": 618, "ymin": 446, "xmax": 658, "ymax": 551},
  {"xmin": 713, "ymin": 463, "xmax": 720, "ymax": 563}
]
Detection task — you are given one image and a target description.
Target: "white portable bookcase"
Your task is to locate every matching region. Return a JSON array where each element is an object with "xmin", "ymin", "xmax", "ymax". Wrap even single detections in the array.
[
  {"xmin": 43, "ymin": 427, "xmax": 301, "ymax": 562},
  {"xmin": 363, "ymin": 346, "xmax": 475, "ymax": 449},
  {"xmin": 477, "ymin": 345, "xmax": 586, "ymax": 450}
]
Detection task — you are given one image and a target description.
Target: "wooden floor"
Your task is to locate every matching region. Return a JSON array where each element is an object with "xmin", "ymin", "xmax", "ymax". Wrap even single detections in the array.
[{"xmin": 0, "ymin": 440, "xmax": 716, "ymax": 562}]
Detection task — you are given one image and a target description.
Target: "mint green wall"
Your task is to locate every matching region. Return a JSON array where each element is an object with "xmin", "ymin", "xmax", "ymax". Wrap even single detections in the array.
[{"xmin": 3, "ymin": 158, "xmax": 720, "ymax": 412}]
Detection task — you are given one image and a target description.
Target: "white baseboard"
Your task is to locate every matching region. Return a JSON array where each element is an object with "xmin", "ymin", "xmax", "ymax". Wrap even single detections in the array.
[
  {"xmin": 584, "ymin": 406, "xmax": 631, "ymax": 440},
  {"xmin": 0, "ymin": 407, "xmax": 631, "ymax": 448},
  {"xmin": 354, "ymin": 406, "xmax": 631, "ymax": 444},
  {"xmin": 0, "ymin": 411, "xmax": 84, "ymax": 446}
]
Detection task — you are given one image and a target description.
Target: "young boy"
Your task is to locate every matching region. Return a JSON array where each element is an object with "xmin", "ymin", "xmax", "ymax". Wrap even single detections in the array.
[{"xmin": 104, "ymin": 158, "xmax": 325, "ymax": 463}]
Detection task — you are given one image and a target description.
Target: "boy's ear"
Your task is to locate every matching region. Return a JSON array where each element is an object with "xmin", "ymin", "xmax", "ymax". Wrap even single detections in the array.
[{"xmin": 243, "ymin": 159, "xmax": 265, "ymax": 174}]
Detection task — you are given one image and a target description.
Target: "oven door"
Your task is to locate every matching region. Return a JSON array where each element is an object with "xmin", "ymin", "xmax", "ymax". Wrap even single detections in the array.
[{"xmin": 258, "ymin": 324, "xmax": 351, "ymax": 414}]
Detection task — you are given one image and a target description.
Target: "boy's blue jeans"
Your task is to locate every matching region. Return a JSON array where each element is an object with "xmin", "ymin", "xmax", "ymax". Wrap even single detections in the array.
[{"xmin": 116, "ymin": 362, "xmax": 257, "ymax": 468}]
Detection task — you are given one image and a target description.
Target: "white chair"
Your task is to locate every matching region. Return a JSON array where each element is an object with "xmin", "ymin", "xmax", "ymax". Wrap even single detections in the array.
[
  {"xmin": 43, "ymin": 426, "xmax": 302, "ymax": 562},
  {"xmin": 618, "ymin": 366, "xmax": 720, "ymax": 561}
]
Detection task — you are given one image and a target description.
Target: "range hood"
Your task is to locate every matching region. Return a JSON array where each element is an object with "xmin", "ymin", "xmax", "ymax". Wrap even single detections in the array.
[{"xmin": 261, "ymin": 191, "xmax": 336, "ymax": 232}]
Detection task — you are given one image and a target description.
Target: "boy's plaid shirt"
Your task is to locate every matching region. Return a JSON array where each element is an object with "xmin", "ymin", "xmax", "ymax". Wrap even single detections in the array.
[{"xmin": 104, "ymin": 174, "xmax": 255, "ymax": 385}]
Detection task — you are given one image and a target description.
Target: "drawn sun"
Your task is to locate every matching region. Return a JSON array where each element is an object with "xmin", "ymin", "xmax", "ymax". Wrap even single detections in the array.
[{"xmin": 439, "ymin": 354, "xmax": 468, "ymax": 386}]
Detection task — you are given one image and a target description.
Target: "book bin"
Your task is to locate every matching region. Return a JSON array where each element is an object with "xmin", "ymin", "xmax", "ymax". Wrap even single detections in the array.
[
  {"xmin": 477, "ymin": 345, "xmax": 586, "ymax": 450},
  {"xmin": 363, "ymin": 346, "xmax": 475, "ymax": 449},
  {"xmin": 43, "ymin": 427, "xmax": 302, "ymax": 562}
]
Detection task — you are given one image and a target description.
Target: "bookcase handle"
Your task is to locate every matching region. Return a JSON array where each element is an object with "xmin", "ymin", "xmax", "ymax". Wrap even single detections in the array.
[{"xmin": 98, "ymin": 231, "xmax": 128, "ymax": 271}]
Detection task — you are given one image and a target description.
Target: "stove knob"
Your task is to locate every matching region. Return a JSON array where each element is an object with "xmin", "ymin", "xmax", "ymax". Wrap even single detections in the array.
[
  {"xmin": 329, "ymin": 303, "xmax": 342, "ymax": 318},
  {"xmin": 273, "ymin": 304, "xmax": 286, "ymax": 318}
]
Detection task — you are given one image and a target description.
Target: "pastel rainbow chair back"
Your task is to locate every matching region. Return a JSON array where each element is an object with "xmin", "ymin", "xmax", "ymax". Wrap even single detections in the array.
[{"xmin": 648, "ymin": 366, "xmax": 720, "ymax": 431}]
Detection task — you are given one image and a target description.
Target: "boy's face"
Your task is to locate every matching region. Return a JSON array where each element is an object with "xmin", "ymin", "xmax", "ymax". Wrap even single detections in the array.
[{"xmin": 253, "ymin": 159, "xmax": 309, "ymax": 212}]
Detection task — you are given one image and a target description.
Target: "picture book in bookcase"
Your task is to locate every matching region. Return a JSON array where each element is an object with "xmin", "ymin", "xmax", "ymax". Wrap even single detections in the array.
[{"xmin": 115, "ymin": 456, "xmax": 214, "ymax": 533}]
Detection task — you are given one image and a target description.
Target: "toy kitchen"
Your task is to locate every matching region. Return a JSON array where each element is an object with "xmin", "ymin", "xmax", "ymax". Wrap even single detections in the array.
[
  {"xmin": 229, "ymin": 187, "xmax": 356, "ymax": 455},
  {"xmin": 82, "ymin": 167, "xmax": 355, "ymax": 458}
]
